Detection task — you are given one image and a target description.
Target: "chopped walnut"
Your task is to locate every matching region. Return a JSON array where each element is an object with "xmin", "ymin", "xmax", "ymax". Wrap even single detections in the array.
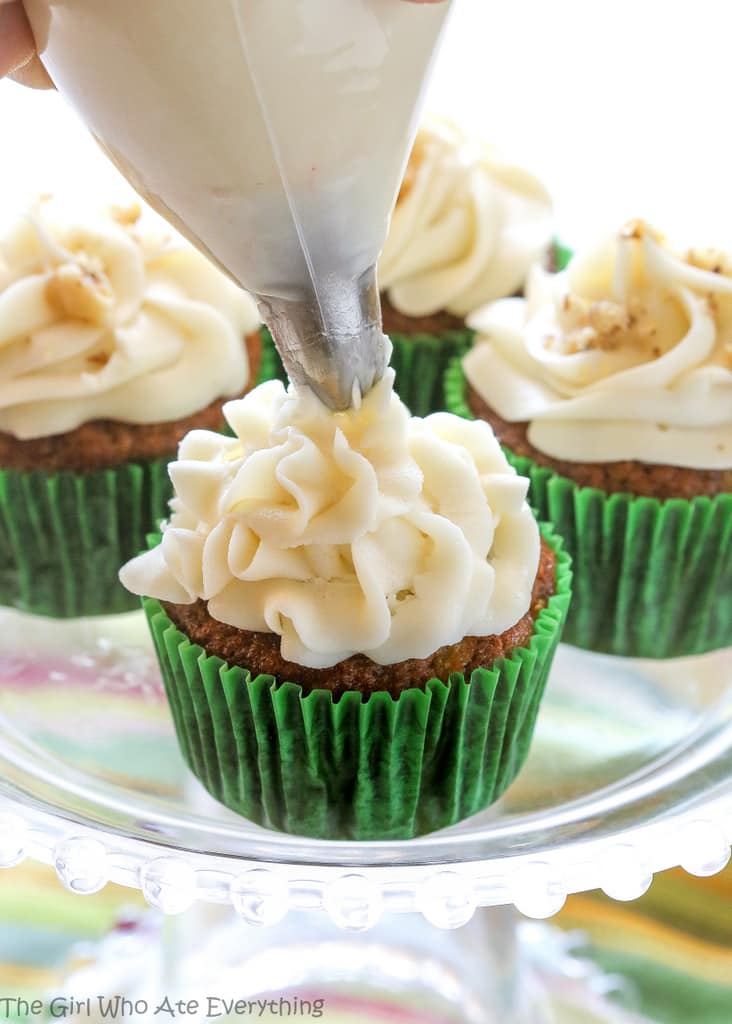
[
  {"xmin": 685, "ymin": 247, "xmax": 732, "ymax": 277},
  {"xmin": 620, "ymin": 219, "xmax": 665, "ymax": 244},
  {"xmin": 45, "ymin": 256, "xmax": 114, "ymax": 325},
  {"xmin": 86, "ymin": 350, "xmax": 111, "ymax": 369},
  {"xmin": 556, "ymin": 292, "xmax": 659, "ymax": 354},
  {"xmin": 110, "ymin": 202, "xmax": 143, "ymax": 228}
]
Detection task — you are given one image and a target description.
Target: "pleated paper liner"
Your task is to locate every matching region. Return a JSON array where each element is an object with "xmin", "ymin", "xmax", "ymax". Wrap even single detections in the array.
[
  {"xmin": 140, "ymin": 522, "xmax": 571, "ymax": 841},
  {"xmin": 252, "ymin": 326, "xmax": 280, "ymax": 386},
  {"xmin": 551, "ymin": 239, "xmax": 573, "ymax": 272},
  {"xmin": 444, "ymin": 357, "xmax": 732, "ymax": 659},
  {"xmin": 0, "ymin": 460, "xmax": 173, "ymax": 619},
  {"xmin": 388, "ymin": 328, "xmax": 474, "ymax": 417},
  {"xmin": 0, "ymin": 330, "xmax": 280, "ymax": 619},
  {"xmin": 258, "ymin": 326, "xmax": 288, "ymax": 383}
]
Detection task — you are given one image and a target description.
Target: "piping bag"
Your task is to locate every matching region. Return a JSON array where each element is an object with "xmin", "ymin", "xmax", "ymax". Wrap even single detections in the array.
[{"xmin": 24, "ymin": 0, "xmax": 454, "ymax": 409}]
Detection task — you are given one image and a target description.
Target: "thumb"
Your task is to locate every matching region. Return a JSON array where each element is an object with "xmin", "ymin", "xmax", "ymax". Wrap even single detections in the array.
[{"xmin": 0, "ymin": 2, "xmax": 53, "ymax": 88}]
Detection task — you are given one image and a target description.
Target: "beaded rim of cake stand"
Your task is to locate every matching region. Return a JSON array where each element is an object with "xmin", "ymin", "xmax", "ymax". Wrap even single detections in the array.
[{"xmin": 0, "ymin": 794, "xmax": 729, "ymax": 930}]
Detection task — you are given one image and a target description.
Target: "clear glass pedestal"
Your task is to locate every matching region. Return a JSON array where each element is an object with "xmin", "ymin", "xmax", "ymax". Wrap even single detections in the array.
[
  {"xmin": 0, "ymin": 607, "xmax": 730, "ymax": 1021},
  {"xmin": 58, "ymin": 904, "xmax": 627, "ymax": 1023}
]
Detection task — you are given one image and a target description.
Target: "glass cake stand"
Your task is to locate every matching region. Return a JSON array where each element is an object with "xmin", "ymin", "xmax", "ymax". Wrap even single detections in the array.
[{"xmin": 0, "ymin": 606, "xmax": 730, "ymax": 1022}]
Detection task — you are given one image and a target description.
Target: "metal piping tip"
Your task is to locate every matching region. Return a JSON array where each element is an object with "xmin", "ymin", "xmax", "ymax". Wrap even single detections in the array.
[{"xmin": 257, "ymin": 265, "xmax": 388, "ymax": 411}]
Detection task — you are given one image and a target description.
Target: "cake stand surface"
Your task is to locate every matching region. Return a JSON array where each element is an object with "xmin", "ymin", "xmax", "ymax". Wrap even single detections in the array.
[{"xmin": 0, "ymin": 607, "xmax": 730, "ymax": 929}]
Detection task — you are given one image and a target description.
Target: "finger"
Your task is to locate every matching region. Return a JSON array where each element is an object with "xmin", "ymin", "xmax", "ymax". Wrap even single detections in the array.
[
  {"xmin": 0, "ymin": 1, "xmax": 34, "ymax": 76},
  {"xmin": 0, "ymin": 1, "xmax": 53, "ymax": 88},
  {"xmin": 9, "ymin": 51, "xmax": 53, "ymax": 88}
]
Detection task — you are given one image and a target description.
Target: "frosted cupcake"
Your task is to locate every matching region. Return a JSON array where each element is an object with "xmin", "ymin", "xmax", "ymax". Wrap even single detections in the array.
[
  {"xmin": 0, "ymin": 197, "xmax": 277, "ymax": 618},
  {"xmin": 121, "ymin": 369, "xmax": 571, "ymax": 840},
  {"xmin": 447, "ymin": 220, "xmax": 732, "ymax": 658},
  {"xmin": 378, "ymin": 117, "xmax": 554, "ymax": 415}
]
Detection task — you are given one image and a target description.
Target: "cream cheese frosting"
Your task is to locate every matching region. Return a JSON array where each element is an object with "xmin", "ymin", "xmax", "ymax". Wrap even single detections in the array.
[
  {"xmin": 464, "ymin": 221, "xmax": 732, "ymax": 469},
  {"xmin": 120, "ymin": 370, "xmax": 540, "ymax": 669},
  {"xmin": 0, "ymin": 198, "xmax": 259, "ymax": 440},
  {"xmin": 378, "ymin": 118, "xmax": 554, "ymax": 319}
]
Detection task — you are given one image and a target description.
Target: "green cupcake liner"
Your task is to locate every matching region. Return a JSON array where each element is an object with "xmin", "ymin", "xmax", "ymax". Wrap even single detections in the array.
[
  {"xmin": 445, "ymin": 357, "xmax": 732, "ymax": 659},
  {"xmin": 140, "ymin": 521, "xmax": 571, "ymax": 840},
  {"xmin": 0, "ymin": 459, "xmax": 172, "ymax": 618},
  {"xmin": 388, "ymin": 328, "xmax": 474, "ymax": 416},
  {"xmin": 0, "ymin": 330, "xmax": 279, "ymax": 619},
  {"xmin": 253, "ymin": 326, "xmax": 280, "ymax": 387},
  {"xmin": 551, "ymin": 239, "xmax": 573, "ymax": 272},
  {"xmin": 258, "ymin": 326, "xmax": 288, "ymax": 384}
]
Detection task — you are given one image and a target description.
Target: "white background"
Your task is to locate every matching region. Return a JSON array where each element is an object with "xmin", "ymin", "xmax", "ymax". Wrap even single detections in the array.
[{"xmin": 1, "ymin": 0, "xmax": 731, "ymax": 248}]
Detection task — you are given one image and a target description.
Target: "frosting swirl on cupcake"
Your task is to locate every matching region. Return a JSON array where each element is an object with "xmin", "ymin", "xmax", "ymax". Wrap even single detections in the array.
[
  {"xmin": 464, "ymin": 221, "xmax": 732, "ymax": 469},
  {"xmin": 0, "ymin": 198, "xmax": 259, "ymax": 440},
  {"xmin": 121, "ymin": 371, "xmax": 539, "ymax": 669},
  {"xmin": 378, "ymin": 118, "xmax": 553, "ymax": 319}
]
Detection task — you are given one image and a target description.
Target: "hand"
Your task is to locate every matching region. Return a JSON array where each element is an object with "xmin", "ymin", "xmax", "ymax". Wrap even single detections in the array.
[{"xmin": 0, "ymin": 0, "xmax": 52, "ymax": 87}]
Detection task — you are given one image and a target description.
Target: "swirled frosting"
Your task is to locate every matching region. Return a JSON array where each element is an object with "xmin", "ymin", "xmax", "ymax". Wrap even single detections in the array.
[
  {"xmin": 120, "ymin": 371, "xmax": 540, "ymax": 669},
  {"xmin": 0, "ymin": 198, "xmax": 259, "ymax": 440},
  {"xmin": 464, "ymin": 221, "xmax": 732, "ymax": 469},
  {"xmin": 378, "ymin": 118, "xmax": 553, "ymax": 319}
]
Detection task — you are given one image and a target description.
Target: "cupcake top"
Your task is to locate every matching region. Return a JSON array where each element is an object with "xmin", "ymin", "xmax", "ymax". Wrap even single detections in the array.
[
  {"xmin": 0, "ymin": 197, "xmax": 259, "ymax": 440},
  {"xmin": 121, "ymin": 370, "xmax": 540, "ymax": 669},
  {"xmin": 378, "ymin": 117, "xmax": 553, "ymax": 319},
  {"xmin": 464, "ymin": 221, "xmax": 732, "ymax": 469}
]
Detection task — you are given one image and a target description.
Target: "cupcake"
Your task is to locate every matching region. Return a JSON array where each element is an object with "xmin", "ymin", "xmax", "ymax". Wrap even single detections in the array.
[
  {"xmin": 0, "ymin": 196, "xmax": 278, "ymax": 618},
  {"xmin": 447, "ymin": 220, "xmax": 732, "ymax": 659},
  {"xmin": 120, "ymin": 367, "xmax": 571, "ymax": 840},
  {"xmin": 378, "ymin": 117, "xmax": 554, "ymax": 415}
]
